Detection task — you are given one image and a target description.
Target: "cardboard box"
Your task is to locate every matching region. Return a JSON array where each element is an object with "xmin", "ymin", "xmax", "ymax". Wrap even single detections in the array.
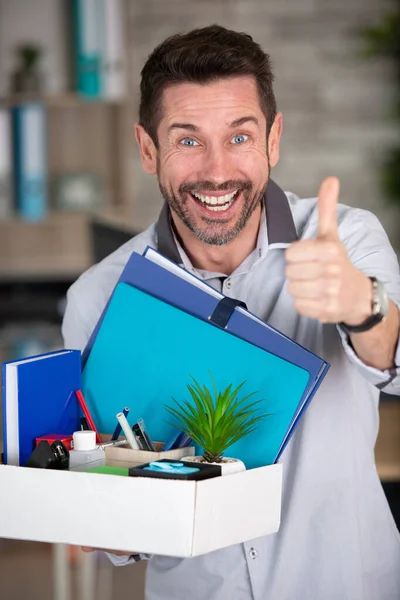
[{"xmin": 0, "ymin": 451, "xmax": 282, "ymax": 557}]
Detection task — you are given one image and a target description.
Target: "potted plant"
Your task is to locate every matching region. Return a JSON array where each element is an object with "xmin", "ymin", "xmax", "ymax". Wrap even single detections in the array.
[
  {"xmin": 11, "ymin": 43, "xmax": 44, "ymax": 94},
  {"xmin": 164, "ymin": 374, "xmax": 268, "ymax": 476}
]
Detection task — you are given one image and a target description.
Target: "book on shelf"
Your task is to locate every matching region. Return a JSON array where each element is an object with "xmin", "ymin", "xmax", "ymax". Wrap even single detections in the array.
[
  {"xmin": 0, "ymin": 108, "xmax": 13, "ymax": 219},
  {"xmin": 12, "ymin": 101, "xmax": 48, "ymax": 221},
  {"xmin": 72, "ymin": 0, "xmax": 126, "ymax": 100}
]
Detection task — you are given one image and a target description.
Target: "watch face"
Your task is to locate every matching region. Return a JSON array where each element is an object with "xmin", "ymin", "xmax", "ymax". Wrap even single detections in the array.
[{"xmin": 377, "ymin": 280, "xmax": 390, "ymax": 317}]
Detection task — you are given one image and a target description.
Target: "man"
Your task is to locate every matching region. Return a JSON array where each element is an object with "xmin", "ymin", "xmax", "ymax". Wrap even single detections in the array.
[{"xmin": 62, "ymin": 25, "xmax": 400, "ymax": 600}]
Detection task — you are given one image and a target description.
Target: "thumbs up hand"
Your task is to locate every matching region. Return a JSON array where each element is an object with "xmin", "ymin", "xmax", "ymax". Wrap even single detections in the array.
[{"xmin": 285, "ymin": 177, "xmax": 372, "ymax": 325}]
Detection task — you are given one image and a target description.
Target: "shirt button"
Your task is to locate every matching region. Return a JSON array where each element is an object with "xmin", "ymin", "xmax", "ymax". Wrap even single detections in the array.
[
  {"xmin": 249, "ymin": 547, "xmax": 258, "ymax": 560},
  {"xmin": 226, "ymin": 279, "xmax": 232, "ymax": 289}
]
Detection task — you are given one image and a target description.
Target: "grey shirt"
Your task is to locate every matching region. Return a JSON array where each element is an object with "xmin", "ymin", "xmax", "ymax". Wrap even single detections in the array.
[{"xmin": 62, "ymin": 181, "xmax": 400, "ymax": 600}]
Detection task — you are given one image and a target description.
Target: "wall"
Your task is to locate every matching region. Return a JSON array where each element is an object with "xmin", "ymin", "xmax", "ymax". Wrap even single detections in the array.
[{"xmin": 125, "ymin": 0, "xmax": 400, "ymax": 250}]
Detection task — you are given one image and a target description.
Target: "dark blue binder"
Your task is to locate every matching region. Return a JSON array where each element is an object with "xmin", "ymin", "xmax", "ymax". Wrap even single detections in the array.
[
  {"xmin": 82, "ymin": 248, "xmax": 329, "ymax": 464},
  {"xmin": 2, "ymin": 349, "xmax": 82, "ymax": 466}
]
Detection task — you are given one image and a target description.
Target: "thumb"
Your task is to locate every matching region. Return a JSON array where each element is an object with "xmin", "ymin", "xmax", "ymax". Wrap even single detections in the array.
[{"xmin": 317, "ymin": 176, "xmax": 340, "ymax": 240}]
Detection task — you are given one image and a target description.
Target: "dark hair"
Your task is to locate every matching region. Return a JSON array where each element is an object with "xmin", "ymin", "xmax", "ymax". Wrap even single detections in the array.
[{"xmin": 139, "ymin": 24, "xmax": 277, "ymax": 145}]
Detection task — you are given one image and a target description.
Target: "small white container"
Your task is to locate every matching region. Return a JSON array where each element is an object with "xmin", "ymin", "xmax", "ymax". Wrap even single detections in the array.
[
  {"xmin": 69, "ymin": 431, "xmax": 106, "ymax": 472},
  {"xmin": 181, "ymin": 455, "xmax": 246, "ymax": 476}
]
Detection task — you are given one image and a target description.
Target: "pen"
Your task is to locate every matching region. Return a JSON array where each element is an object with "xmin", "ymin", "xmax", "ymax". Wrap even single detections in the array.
[
  {"xmin": 116, "ymin": 411, "xmax": 140, "ymax": 450},
  {"xmin": 99, "ymin": 439, "xmax": 129, "ymax": 449},
  {"xmin": 111, "ymin": 407, "xmax": 130, "ymax": 441},
  {"xmin": 75, "ymin": 390, "xmax": 102, "ymax": 444}
]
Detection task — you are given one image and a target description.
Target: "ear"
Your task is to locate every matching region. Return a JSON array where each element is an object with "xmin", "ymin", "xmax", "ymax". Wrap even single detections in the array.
[
  {"xmin": 267, "ymin": 112, "xmax": 283, "ymax": 168},
  {"xmin": 134, "ymin": 124, "xmax": 157, "ymax": 175}
]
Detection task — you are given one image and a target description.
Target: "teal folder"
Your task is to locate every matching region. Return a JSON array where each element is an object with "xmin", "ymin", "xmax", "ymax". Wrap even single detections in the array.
[{"xmin": 82, "ymin": 282, "xmax": 310, "ymax": 468}]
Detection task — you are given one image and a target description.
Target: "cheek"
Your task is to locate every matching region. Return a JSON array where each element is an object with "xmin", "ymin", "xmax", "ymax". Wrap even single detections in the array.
[
  {"xmin": 237, "ymin": 147, "xmax": 270, "ymax": 178},
  {"xmin": 159, "ymin": 149, "xmax": 193, "ymax": 182}
]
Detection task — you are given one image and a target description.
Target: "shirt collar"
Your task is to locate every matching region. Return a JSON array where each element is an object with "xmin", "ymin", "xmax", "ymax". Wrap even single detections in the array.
[{"xmin": 155, "ymin": 179, "xmax": 297, "ymax": 265}]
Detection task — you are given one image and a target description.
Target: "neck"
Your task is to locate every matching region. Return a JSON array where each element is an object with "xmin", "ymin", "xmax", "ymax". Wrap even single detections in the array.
[{"xmin": 171, "ymin": 205, "xmax": 262, "ymax": 275}]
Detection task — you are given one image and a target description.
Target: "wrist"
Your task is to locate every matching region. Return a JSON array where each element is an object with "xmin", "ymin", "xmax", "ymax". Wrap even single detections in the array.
[
  {"xmin": 340, "ymin": 276, "xmax": 389, "ymax": 334},
  {"xmin": 342, "ymin": 274, "xmax": 373, "ymax": 327}
]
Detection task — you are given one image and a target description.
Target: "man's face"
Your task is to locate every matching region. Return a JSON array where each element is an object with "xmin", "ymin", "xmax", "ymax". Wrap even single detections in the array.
[{"xmin": 137, "ymin": 76, "xmax": 280, "ymax": 246}]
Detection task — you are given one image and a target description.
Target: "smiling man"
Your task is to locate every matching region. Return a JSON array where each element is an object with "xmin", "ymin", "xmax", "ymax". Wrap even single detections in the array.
[{"xmin": 62, "ymin": 25, "xmax": 400, "ymax": 600}]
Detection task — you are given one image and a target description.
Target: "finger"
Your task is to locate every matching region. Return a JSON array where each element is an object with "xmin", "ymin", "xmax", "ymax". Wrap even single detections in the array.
[
  {"xmin": 285, "ymin": 262, "xmax": 340, "ymax": 281},
  {"xmin": 285, "ymin": 239, "xmax": 341, "ymax": 264},
  {"xmin": 317, "ymin": 176, "xmax": 340, "ymax": 240},
  {"xmin": 293, "ymin": 298, "xmax": 338, "ymax": 322},
  {"xmin": 81, "ymin": 546, "xmax": 138, "ymax": 556},
  {"xmin": 288, "ymin": 280, "xmax": 340, "ymax": 300},
  {"xmin": 110, "ymin": 550, "xmax": 139, "ymax": 556}
]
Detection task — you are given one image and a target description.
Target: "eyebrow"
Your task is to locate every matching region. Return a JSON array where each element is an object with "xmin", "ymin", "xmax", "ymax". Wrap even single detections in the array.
[
  {"xmin": 168, "ymin": 123, "xmax": 199, "ymax": 133},
  {"xmin": 229, "ymin": 116, "xmax": 259, "ymax": 128},
  {"xmin": 167, "ymin": 116, "xmax": 259, "ymax": 134}
]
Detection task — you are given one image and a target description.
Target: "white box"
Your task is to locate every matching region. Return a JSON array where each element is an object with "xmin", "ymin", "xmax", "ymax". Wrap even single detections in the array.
[{"xmin": 0, "ymin": 461, "xmax": 282, "ymax": 557}]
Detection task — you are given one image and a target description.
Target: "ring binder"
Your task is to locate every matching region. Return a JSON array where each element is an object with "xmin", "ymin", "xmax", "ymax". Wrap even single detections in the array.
[{"xmin": 82, "ymin": 246, "xmax": 330, "ymax": 468}]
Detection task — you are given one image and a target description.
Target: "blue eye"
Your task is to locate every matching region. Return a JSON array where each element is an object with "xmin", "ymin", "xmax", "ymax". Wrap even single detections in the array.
[
  {"xmin": 232, "ymin": 134, "xmax": 248, "ymax": 144},
  {"xmin": 181, "ymin": 138, "xmax": 198, "ymax": 146}
]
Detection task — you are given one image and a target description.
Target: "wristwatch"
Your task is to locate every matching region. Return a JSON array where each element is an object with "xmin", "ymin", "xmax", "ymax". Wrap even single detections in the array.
[{"xmin": 340, "ymin": 277, "xmax": 389, "ymax": 334}]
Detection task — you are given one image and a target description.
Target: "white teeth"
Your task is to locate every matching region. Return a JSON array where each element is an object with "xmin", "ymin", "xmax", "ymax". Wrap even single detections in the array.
[{"xmin": 192, "ymin": 190, "xmax": 238, "ymax": 211}]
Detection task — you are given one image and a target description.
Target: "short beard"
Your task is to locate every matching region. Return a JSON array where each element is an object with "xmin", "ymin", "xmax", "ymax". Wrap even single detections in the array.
[{"xmin": 158, "ymin": 175, "xmax": 269, "ymax": 246}]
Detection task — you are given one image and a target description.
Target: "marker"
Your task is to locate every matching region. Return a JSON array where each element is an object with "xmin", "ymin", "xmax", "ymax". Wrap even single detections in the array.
[
  {"xmin": 137, "ymin": 418, "xmax": 156, "ymax": 451},
  {"xmin": 75, "ymin": 390, "xmax": 102, "ymax": 444},
  {"xmin": 132, "ymin": 421, "xmax": 155, "ymax": 451},
  {"xmin": 111, "ymin": 407, "xmax": 130, "ymax": 441},
  {"xmin": 116, "ymin": 411, "xmax": 140, "ymax": 450}
]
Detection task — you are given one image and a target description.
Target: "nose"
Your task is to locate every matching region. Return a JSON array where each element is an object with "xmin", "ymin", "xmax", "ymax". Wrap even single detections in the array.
[{"xmin": 196, "ymin": 141, "xmax": 234, "ymax": 186}]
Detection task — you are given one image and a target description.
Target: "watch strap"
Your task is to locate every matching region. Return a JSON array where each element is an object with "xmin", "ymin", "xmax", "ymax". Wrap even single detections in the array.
[{"xmin": 339, "ymin": 277, "xmax": 386, "ymax": 334}]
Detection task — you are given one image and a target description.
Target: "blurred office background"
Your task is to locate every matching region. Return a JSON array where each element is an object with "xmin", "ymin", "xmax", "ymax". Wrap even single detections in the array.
[{"xmin": 0, "ymin": 1, "xmax": 399, "ymax": 599}]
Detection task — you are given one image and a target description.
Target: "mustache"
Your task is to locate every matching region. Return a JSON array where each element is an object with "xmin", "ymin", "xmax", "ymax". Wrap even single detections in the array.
[{"xmin": 178, "ymin": 180, "xmax": 253, "ymax": 195}]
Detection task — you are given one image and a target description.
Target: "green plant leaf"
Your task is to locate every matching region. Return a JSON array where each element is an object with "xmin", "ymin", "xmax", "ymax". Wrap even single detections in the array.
[{"xmin": 164, "ymin": 373, "xmax": 270, "ymax": 458}]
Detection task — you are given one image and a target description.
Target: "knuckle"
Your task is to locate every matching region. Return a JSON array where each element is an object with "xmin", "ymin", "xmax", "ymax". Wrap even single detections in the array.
[
  {"xmin": 326, "ymin": 263, "xmax": 341, "ymax": 277},
  {"xmin": 325, "ymin": 280, "xmax": 340, "ymax": 296},
  {"xmin": 327, "ymin": 242, "xmax": 340, "ymax": 257}
]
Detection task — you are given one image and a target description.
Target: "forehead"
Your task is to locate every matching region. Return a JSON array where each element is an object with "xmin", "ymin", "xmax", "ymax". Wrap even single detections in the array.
[{"xmin": 160, "ymin": 76, "xmax": 264, "ymax": 128}]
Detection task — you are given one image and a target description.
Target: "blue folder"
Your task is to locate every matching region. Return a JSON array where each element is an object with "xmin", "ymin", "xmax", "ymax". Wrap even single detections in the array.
[
  {"xmin": 82, "ymin": 250, "xmax": 329, "ymax": 468},
  {"xmin": 2, "ymin": 349, "xmax": 82, "ymax": 466}
]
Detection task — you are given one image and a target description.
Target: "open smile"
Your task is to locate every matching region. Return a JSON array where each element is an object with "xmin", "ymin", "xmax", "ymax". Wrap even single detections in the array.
[{"xmin": 190, "ymin": 190, "xmax": 240, "ymax": 212}]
